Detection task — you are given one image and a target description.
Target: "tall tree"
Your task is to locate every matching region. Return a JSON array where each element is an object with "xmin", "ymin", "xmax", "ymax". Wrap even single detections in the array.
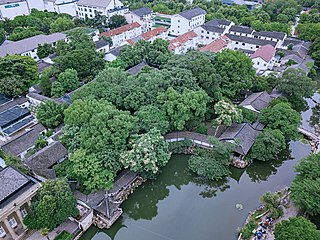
[
  {"xmin": 249, "ymin": 129, "xmax": 286, "ymax": 161},
  {"xmin": 214, "ymin": 49, "xmax": 255, "ymax": 99},
  {"xmin": 50, "ymin": 17, "xmax": 75, "ymax": 33},
  {"xmin": 24, "ymin": 179, "xmax": 79, "ymax": 231},
  {"xmin": 0, "ymin": 55, "xmax": 38, "ymax": 96},
  {"xmin": 278, "ymin": 68, "xmax": 317, "ymax": 110},
  {"xmin": 37, "ymin": 43, "xmax": 55, "ymax": 59},
  {"xmin": 108, "ymin": 15, "xmax": 127, "ymax": 29},
  {"xmin": 260, "ymin": 102, "xmax": 301, "ymax": 140},
  {"xmin": 36, "ymin": 100, "xmax": 67, "ymax": 129},
  {"xmin": 275, "ymin": 217, "xmax": 320, "ymax": 240},
  {"xmin": 157, "ymin": 87, "xmax": 209, "ymax": 131},
  {"xmin": 213, "ymin": 100, "xmax": 243, "ymax": 127},
  {"xmin": 121, "ymin": 128, "xmax": 170, "ymax": 179},
  {"xmin": 291, "ymin": 153, "xmax": 320, "ymax": 216}
]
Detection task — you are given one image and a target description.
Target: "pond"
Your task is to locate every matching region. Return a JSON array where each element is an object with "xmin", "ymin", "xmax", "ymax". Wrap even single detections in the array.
[{"xmin": 80, "ymin": 94, "xmax": 319, "ymax": 240}]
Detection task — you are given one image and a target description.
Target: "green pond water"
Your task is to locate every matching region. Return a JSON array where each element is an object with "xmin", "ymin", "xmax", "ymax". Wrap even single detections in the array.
[
  {"xmin": 80, "ymin": 142, "xmax": 310, "ymax": 240},
  {"xmin": 81, "ymin": 93, "xmax": 319, "ymax": 240}
]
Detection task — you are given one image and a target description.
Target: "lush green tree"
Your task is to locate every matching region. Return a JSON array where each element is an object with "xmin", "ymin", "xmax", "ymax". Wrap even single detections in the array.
[
  {"xmin": 39, "ymin": 76, "xmax": 52, "ymax": 97},
  {"xmin": 135, "ymin": 105, "xmax": 170, "ymax": 134},
  {"xmin": 275, "ymin": 217, "xmax": 320, "ymax": 240},
  {"xmin": 51, "ymin": 68, "xmax": 80, "ymax": 97},
  {"xmin": 121, "ymin": 128, "xmax": 170, "ymax": 179},
  {"xmin": 240, "ymin": 107, "xmax": 256, "ymax": 124},
  {"xmin": 0, "ymin": 55, "xmax": 38, "ymax": 96},
  {"xmin": 260, "ymin": 102, "xmax": 301, "ymax": 140},
  {"xmin": 296, "ymin": 23, "xmax": 320, "ymax": 41},
  {"xmin": 108, "ymin": 15, "xmax": 127, "ymax": 29},
  {"xmin": 278, "ymin": 68, "xmax": 317, "ymax": 110},
  {"xmin": 54, "ymin": 49, "xmax": 104, "ymax": 79},
  {"xmin": 68, "ymin": 149, "xmax": 114, "ymax": 193},
  {"xmin": 50, "ymin": 17, "xmax": 75, "ymax": 33},
  {"xmin": 36, "ymin": 100, "xmax": 67, "ymax": 128},
  {"xmin": 260, "ymin": 191, "xmax": 283, "ymax": 219},
  {"xmin": 34, "ymin": 134, "xmax": 47, "ymax": 150},
  {"xmin": 37, "ymin": 43, "xmax": 55, "ymax": 59},
  {"xmin": 291, "ymin": 153, "xmax": 320, "ymax": 216},
  {"xmin": 214, "ymin": 49, "xmax": 255, "ymax": 99},
  {"xmin": 249, "ymin": 129, "xmax": 286, "ymax": 161},
  {"xmin": 51, "ymin": 80, "xmax": 65, "ymax": 98},
  {"xmin": 0, "ymin": 28, "xmax": 5, "ymax": 44},
  {"xmin": 8, "ymin": 27, "xmax": 43, "ymax": 41},
  {"xmin": 213, "ymin": 100, "xmax": 243, "ymax": 127},
  {"xmin": 3, "ymin": 153, "xmax": 29, "ymax": 174},
  {"xmin": 188, "ymin": 137, "xmax": 233, "ymax": 180},
  {"xmin": 24, "ymin": 179, "xmax": 79, "ymax": 231},
  {"xmin": 157, "ymin": 87, "xmax": 209, "ymax": 131}
]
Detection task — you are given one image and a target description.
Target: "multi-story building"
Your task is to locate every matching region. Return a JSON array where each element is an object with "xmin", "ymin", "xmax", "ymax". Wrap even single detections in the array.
[
  {"xmin": 99, "ymin": 22, "xmax": 142, "ymax": 48},
  {"xmin": 229, "ymin": 25, "xmax": 254, "ymax": 37},
  {"xmin": 126, "ymin": 26, "xmax": 168, "ymax": 45},
  {"xmin": 195, "ymin": 19, "xmax": 233, "ymax": 45},
  {"xmin": 252, "ymin": 31, "xmax": 287, "ymax": 48},
  {"xmin": 169, "ymin": 7, "xmax": 206, "ymax": 36},
  {"xmin": 168, "ymin": 31, "xmax": 198, "ymax": 54},
  {"xmin": 43, "ymin": 0, "xmax": 77, "ymax": 16},
  {"xmin": 125, "ymin": 7, "xmax": 153, "ymax": 32},
  {"xmin": 76, "ymin": 0, "xmax": 128, "ymax": 20},
  {"xmin": 0, "ymin": 0, "xmax": 45, "ymax": 20},
  {"xmin": 250, "ymin": 44, "xmax": 276, "ymax": 72},
  {"xmin": 0, "ymin": 166, "xmax": 41, "ymax": 240},
  {"xmin": 0, "ymin": 33, "xmax": 67, "ymax": 61}
]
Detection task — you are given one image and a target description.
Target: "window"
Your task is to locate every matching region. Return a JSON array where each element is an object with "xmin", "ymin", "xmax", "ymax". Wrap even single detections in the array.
[
  {"xmin": 264, "ymin": 64, "xmax": 267, "ymax": 66},
  {"xmin": 201, "ymin": 30, "xmax": 204, "ymax": 33},
  {"xmin": 0, "ymin": 226, "xmax": 6, "ymax": 238},
  {"xmin": 21, "ymin": 208, "xmax": 28, "ymax": 218},
  {"xmin": 8, "ymin": 217, "xmax": 17, "ymax": 228},
  {"xmin": 257, "ymin": 62, "xmax": 260, "ymax": 65},
  {"xmin": 84, "ymin": 8, "xmax": 87, "ymax": 11},
  {"xmin": 89, "ymin": 9, "xmax": 92, "ymax": 12},
  {"xmin": 242, "ymin": 43, "xmax": 245, "ymax": 46},
  {"xmin": 256, "ymin": 46, "xmax": 259, "ymax": 48},
  {"xmin": 178, "ymin": 20, "xmax": 180, "ymax": 23},
  {"xmin": 235, "ymin": 42, "xmax": 238, "ymax": 44},
  {"xmin": 207, "ymin": 31, "xmax": 209, "ymax": 34}
]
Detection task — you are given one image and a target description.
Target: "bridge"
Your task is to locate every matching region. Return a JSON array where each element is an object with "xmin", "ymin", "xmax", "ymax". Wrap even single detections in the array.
[
  {"xmin": 298, "ymin": 127, "xmax": 320, "ymax": 153},
  {"xmin": 164, "ymin": 131, "xmax": 213, "ymax": 148}
]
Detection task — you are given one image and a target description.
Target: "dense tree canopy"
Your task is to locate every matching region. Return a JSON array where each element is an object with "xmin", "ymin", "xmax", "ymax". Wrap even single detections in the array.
[
  {"xmin": 213, "ymin": 100, "xmax": 243, "ymax": 127},
  {"xmin": 188, "ymin": 137, "xmax": 233, "ymax": 180},
  {"xmin": 121, "ymin": 128, "xmax": 170, "ymax": 179},
  {"xmin": 275, "ymin": 217, "xmax": 320, "ymax": 240},
  {"xmin": 0, "ymin": 55, "xmax": 38, "ymax": 96},
  {"xmin": 51, "ymin": 69, "xmax": 80, "ymax": 97},
  {"xmin": 108, "ymin": 15, "xmax": 127, "ymax": 29},
  {"xmin": 278, "ymin": 69, "xmax": 317, "ymax": 110},
  {"xmin": 214, "ymin": 49, "xmax": 255, "ymax": 99},
  {"xmin": 249, "ymin": 129, "xmax": 286, "ymax": 162},
  {"xmin": 24, "ymin": 179, "xmax": 78, "ymax": 231},
  {"xmin": 260, "ymin": 102, "xmax": 301, "ymax": 140},
  {"xmin": 291, "ymin": 153, "xmax": 320, "ymax": 216},
  {"xmin": 36, "ymin": 100, "xmax": 67, "ymax": 129}
]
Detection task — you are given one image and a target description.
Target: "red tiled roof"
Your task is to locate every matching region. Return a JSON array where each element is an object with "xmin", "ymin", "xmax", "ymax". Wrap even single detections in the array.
[
  {"xmin": 168, "ymin": 31, "xmax": 198, "ymax": 50},
  {"xmin": 99, "ymin": 22, "xmax": 141, "ymax": 37},
  {"xmin": 141, "ymin": 26, "xmax": 168, "ymax": 40},
  {"xmin": 199, "ymin": 35, "xmax": 229, "ymax": 53},
  {"xmin": 126, "ymin": 39, "xmax": 135, "ymax": 45},
  {"xmin": 250, "ymin": 44, "xmax": 276, "ymax": 62}
]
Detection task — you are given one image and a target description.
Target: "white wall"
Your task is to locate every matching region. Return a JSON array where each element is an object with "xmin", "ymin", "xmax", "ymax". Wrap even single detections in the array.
[
  {"xmin": 110, "ymin": 26, "xmax": 142, "ymax": 47},
  {"xmin": 27, "ymin": 0, "xmax": 45, "ymax": 11},
  {"xmin": 0, "ymin": 1, "xmax": 30, "ymax": 20},
  {"xmin": 169, "ymin": 13, "xmax": 205, "ymax": 36},
  {"xmin": 77, "ymin": 0, "xmax": 125, "ymax": 19},
  {"xmin": 252, "ymin": 57, "xmax": 269, "ymax": 71},
  {"xmin": 172, "ymin": 36, "xmax": 198, "ymax": 54},
  {"xmin": 125, "ymin": 12, "xmax": 153, "ymax": 31}
]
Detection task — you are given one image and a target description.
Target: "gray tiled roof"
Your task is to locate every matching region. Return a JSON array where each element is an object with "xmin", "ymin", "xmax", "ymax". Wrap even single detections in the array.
[
  {"xmin": 253, "ymin": 31, "xmax": 286, "ymax": 40},
  {"xmin": 0, "ymin": 33, "xmax": 66, "ymax": 57},
  {"xmin": 0, "ymin": 123, "xmax": 46, "ymax": 156},
  {"xmin": 77, "ymin": 0, "xmax": 111, "ymax": 8},
  {"xmin": 127, "ymin": 62, "xmax": 148, "ymax": 75},
  {"xmin": 179, "ymin": 7, "xmax": 206, "ymax": 20},
  {"xmin": 226, "ymin": 34, "xmax": 277, "ymax": 47},
  {"xmin": 131, "ymin": 7, "xmax": 152, "ymax": 17},
  {"xmin": 229, "ymin": 25, "xmax": 253, "ymax": 34},
  {"xmin": 201, "ymin": 21, "xmax": 225, "ymax": 33},
  {"xmin": 25, "ymin": 141, "xmax": 68, "ymax": 179},
  {"xmin": 0, "ymin": 166, "xmax": 29, "ymax": 202},
  {"xmin": 108, "ymin": 45, "xmax": 126, "ymax": 57},
  {"xmin": 212, "ymin": 19, "xmax": 231, "ymax": 26},
  {"xmin": 283, "ymin": 38, "xmax": 304, "ymax": 47},
  {"xmin": 219, "ymin": 123, "xmax": 259, "ymax": 155},
  {"xmin": 95, "ymin": 39, "xmax": 109, "ymax": 49},
  {"xmin": 240, "ymin": 91, "xmax": 272, "ymax": 112}
]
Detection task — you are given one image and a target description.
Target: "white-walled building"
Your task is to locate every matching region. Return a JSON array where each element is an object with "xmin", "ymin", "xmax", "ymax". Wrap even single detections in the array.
[
  {"xmin": 195, "ymin": 19, "xmax": 233, "ymax": 45},
  {"xmin": 199, "ymin": 35, "xmax": 229, "ymax": 53},
  {"xmin": 76, "ymin": 0, "xmax": 128, "ymax": 20},
  {"xmin": 229, "ymin": 25, "xmax": 254, "ymax": 37},
  {"xmin": 169, "ymin": 7, "xmax": 206, "ymax": 36},
  {"xmin": 141, "ymin": 26, "xmax": 168, "ymax": 42},
  {"xmin": 125, "ymin": 7, "xmax": 153, "ymax": 32},
  {"xmin": 250, "ymin": 44, "xmax": 276, "ymax": 72},
  {"xmin": 43, "ymin": 0, "xmax": 77, "ymax": 16},
  {"xmin": 0, "ymin": 33, "xmax": 67, "ymax": 61},
  {"xmin": 99, "ymin": 22, "xmax": 142, "ymax": 47},
  {"xmin": 95, "ymin": 39, "xmax": 110, "ymax": 54},
  {"xmin": 168, "ymin": 31, "xmax": 198, "ymax": 54},
  {"xmin": 0, "ymin": 0, "xmax": 45, "ymax": 20},
  {"xmin": 226, "ymin": 33, "xmax": 277, "ymax": 53},
  {"xmin": 253, "ymin": 31, "xmax": 286, "ymax": 48}
]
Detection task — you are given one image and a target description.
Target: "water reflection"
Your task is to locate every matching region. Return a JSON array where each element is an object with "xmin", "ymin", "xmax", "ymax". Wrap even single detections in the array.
[{"xmin": 246, "ymin": 146, "xmax": 292, "ymax": 183}]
